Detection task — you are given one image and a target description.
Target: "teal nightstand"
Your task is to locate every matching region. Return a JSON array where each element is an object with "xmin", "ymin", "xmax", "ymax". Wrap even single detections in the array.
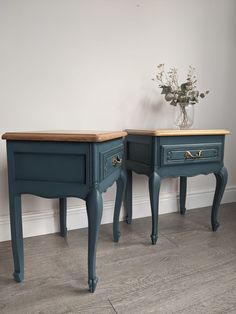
[
  {"xmin": 2, "ymin": 130, "xmax": 127, "ymax": 292},
  {"xmin": 113, "ymin": 129, "xmax": 229, "ymax": 245}
]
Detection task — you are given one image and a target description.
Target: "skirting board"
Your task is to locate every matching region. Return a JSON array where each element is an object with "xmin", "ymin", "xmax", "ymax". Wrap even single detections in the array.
[{"xmin": 0, "ymin": 186, "xmax": 236, "ymax": 242}]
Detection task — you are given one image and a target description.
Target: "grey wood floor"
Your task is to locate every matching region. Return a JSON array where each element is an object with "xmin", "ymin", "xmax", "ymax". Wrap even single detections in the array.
[{"xmin": 0, "ymin": 202, "xmax": 236, "ymax": 314}]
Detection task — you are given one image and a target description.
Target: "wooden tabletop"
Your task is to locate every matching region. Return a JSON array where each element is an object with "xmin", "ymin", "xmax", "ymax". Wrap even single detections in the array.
[
  {"xmin": 126, "ymin": 129, "xmax": 230, "ymax": 137},
  {"xmin": 2, "ymin": 130, "xmax": 127, "ymax": 142}
]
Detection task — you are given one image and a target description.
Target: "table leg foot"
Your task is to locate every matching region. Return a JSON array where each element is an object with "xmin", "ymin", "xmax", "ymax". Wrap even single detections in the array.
[
  {"xmin": 88, "ymin": 277, "xmax": 98, "ymax": 293},
  {"xmin": 113, "ymin": 231, "xmax": 121, "ymax": 243},
  {"xmin": 211, "ymin": 167, "xmax": 228, "ymax": 232},
  {"xmin": 60, "ymin": 228, "xmax": 67, "ymax": 238},
  {"xmin": 13, "ymin": 271, "xmax": 24, "ymax": 282},
  {"xmin": 180, "ymin": 207, "xmax": 186, "ymax": 215},
  {"xmin": 151, "ymin": 234, "xmax": 158, "ymax": 245},
  {"xmin": 125, "ymin": 215, "xmax": 132, "ymax": 224},
  {"xmin": 212, "ymin": 221, "xmax": 220, "ymax": 232}
]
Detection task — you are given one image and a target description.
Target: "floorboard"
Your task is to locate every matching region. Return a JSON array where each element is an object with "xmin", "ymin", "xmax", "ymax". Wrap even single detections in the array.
[{"xmin": 0, "ymin": 203, "xmax": 236, "ymax": 313}]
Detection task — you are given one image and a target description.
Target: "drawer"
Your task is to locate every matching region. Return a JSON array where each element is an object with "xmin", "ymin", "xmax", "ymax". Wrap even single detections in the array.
[
  {"xmin": 100, "ymin": 145, "xmax": 124, "ymax": 179},
  {"xmin": 161, "ymin": 143, "xmax": 223, "ymax": 166}
]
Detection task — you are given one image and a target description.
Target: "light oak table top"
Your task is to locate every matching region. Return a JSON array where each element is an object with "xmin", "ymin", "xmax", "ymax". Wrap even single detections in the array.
[
  {"xmin": 2, "ymin": 130, "xmax": 128, "ymax": 142},
  {"xmin": 126, "ymin": 129, "xmax": 230, "ymax": 136}
]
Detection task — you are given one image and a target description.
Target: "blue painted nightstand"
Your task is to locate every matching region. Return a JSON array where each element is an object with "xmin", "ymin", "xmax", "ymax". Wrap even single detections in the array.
[
  {"xmin": 113, "ymin": 129, "xmax": 229, "ymax": 245},
  {"xmin": 2, "ymin": 130, "xmax": 127, "ymax": 292}
]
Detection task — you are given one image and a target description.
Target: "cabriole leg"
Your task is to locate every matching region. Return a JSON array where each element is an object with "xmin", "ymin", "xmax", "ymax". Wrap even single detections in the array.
[
  {"xmin": 86, "ymin": 188, "xmax": 103, "ymax": 293},
  {"xmin": 59, "ymin": 198, "xmax": 67, "ymax": 237},
  {"xmin": 125, "ymin": 170, "xmax": 132, "ymax": 224},
  {"xmin": 113, "ymin": 169, "xmax": 127, "ymax": 242},
  {"xmin": 149, "ymin": 172, "xmax": 161, "ymax": 245},
  {"xmin": 212, "ymin": 167, "xmax": 228, "ymax": 231},
  {"xmin": 180, "ymin": 176, "xmax": 187, "ymax": 215},
  {"xmin": 9, "ymin": 194, "xmax": 24, "ymax": 282}
]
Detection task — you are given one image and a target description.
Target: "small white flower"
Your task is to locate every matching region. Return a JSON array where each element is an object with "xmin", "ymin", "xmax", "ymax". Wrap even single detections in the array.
[{"xmin": 157, "ymin": 63, "xmax": 165, "ymax": 73}]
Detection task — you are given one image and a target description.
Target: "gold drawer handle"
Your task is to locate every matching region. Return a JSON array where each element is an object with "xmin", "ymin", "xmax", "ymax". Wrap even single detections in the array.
[
  {"xmin": 184, "ymin": 150, "xmax": 203, "ymax": 159},
  {"xmin": 112, "ymin": 156, "xmax": 122, "ymax": 166}
]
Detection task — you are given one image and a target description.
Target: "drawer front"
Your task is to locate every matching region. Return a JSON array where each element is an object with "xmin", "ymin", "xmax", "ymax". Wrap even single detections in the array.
[
  {"xmin": 161, "ymin": 143, "xmax": 223, "ymax": 166},
  {"xmin": 101, "ymin": 145, "xmax": 124, "ymax": 179}
]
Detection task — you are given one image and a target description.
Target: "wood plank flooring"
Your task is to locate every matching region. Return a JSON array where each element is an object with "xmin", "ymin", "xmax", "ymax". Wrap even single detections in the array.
[{"xmin": 0, "ymin": 203, "xmax": 236, "ymax": 313}]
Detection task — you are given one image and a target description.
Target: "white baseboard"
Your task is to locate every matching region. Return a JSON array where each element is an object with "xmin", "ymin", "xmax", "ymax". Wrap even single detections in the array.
[{"xmin": 0, "ymin": 186, "xmax": 235, "ymax": 242}]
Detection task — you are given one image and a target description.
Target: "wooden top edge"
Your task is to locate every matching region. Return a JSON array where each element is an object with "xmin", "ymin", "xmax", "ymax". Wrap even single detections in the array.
[
  {"xmin": 126, "ymin": 129, "xmax": 230, "ymax": 136},
  {"xmin": 2, "ymin": 131, "xmax": 127, "ymax": 142}
]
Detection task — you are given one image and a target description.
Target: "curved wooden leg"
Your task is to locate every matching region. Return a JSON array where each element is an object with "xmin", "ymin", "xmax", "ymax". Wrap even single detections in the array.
[
  {"xmin": 180, "ymin": 176, "xmax": 187, "ymax": 215},
  {"xmin": 149, "ymin": 172, "xmax": 161, "ymax": 245},
  {"xmin": 113, "ymin": 169, "xmax": 127, "ymax": 242},
  {"xmin": 59, "ymin": 198, "xmax": 67, "ymax": 237},
  {"xmin": 211, "ymin": 167, "xmax": 228, "ymax": 231},
  {"xmin": 86, "ymin": 188, "xmax": 103, "ymax": 293},
  {"xmin": 9, "ymin": 194, "xmax": 24, "ymax": 282},
  {"xmin": 125, "ymin": 170, "xmax": 132, "ymax": 224}
]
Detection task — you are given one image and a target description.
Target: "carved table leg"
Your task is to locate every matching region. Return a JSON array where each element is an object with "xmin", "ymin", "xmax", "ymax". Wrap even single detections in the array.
[
  {"xmin": 86, "ymin": 187, "xmax": 103, "ymax": 293},
  {"xmin": 211, "ymin": 166, "xmax": 228, "ymax": 231},
  {"xmin": 59, "ymin": 198, "xmax": 67, "ymax": 237},
  {"xmin": 180, "ymin": 176, "xmax": 187, "ymax": 215},
  {"xmin": 124, "ymin": 170, "xmax": 132, "ymax": 224},
  {"xmin": 113, "ymin": 169, "xmax": 127, "ymax": 242},
  {"xmin": 9, "ymin": 193, "xmax": 24, "ymax": 282},
  {"xmin": 149, "ymin": 172, "xmax": 161, "ymax": 245}
]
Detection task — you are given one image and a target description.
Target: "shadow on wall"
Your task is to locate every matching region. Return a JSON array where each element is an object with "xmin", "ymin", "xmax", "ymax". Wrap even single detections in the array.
[
  {"xmin": 138, "ymin": 93, "xmax": 173, "ymax": 129},
  {"xmin": 123, "ymin": 84, "xmax": 173, "ymax": 130}
]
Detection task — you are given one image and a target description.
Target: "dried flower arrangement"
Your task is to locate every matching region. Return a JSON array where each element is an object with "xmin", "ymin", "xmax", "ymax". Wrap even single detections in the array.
[
  {"xmin": 153, "ymin": 64, "xmax": 209, "ymax": 106},
  {"xmin": 153, "ymin": 64, "xmax": 209, "ymax": 128}
]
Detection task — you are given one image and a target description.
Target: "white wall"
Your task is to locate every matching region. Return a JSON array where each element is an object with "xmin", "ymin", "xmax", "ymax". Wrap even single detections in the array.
[{"xmin": 0, "ymin": 0, "xmax": 236, "ymax": 241}]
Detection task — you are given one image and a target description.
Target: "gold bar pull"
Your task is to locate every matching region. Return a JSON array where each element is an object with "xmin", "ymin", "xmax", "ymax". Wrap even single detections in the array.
[
  {"xmin": 112, "ymin": 156, "xmax": 122, "ymax": 166},
  {"xmin": 184, "ymin": 150, "xmax": 203, "ymax": 159},
  {"xmin": 196, "ymin": 150, "xmax": 203, "ymax": 158}
]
